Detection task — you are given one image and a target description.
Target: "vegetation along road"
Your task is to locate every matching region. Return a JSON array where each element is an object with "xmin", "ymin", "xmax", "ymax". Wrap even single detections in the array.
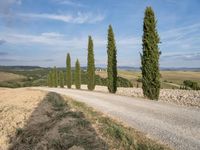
[{"xmin": 33, "ymin": 87, "xmax": 200, "ymax": 150}]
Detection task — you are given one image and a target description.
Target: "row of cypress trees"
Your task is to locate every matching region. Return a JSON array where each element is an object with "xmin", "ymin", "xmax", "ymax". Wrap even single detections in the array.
[
  {"xmin": 47, "ymin": 67, "xmax": 64, "ymax": 88},
  {"xmin": 47, "ymin": 6, "xmax": 160, "ymax": 100},
  {"xmin": 47, "ymin": 58, "xmax": 81, "ymax": 89}
]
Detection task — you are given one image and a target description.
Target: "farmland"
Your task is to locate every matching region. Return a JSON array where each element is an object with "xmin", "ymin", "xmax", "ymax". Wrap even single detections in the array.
[{"xmin": 96, "ymin": 70, "xmax": 200, "ymax": 89}]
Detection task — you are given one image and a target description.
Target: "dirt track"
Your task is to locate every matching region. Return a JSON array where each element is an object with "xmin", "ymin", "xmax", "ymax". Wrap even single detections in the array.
[{"xmin": 34, "ymin": 87, "xmax": 200, "ymax": 150}]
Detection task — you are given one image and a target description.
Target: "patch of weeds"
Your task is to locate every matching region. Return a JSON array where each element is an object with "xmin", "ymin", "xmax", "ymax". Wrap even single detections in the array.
[
  {"xmin": 68, "ymin": 98, "xmax": 170, "ymax": 150},
  {"xmin": 50, "ymin": 139, "xmax": 66, "ymax": 150},
  {"xmin": 47, "ymin": 92, "xmax": 67, "ymax": 111},
  {"xmin": 59, "ymin": 125, "xmax": 73, "ymax": 134},
  {"xmin": 16, "ymin": 128, "xmax": 23, "ymax": 136},
  {"xmin": 76, "ymin": 119, "xmax": 90, "ymax": 128},
  {"xmin": 67, "ymin": 111, "xmax": 84, "ymax": 118},
  {"xmin": 99, "ymin": 118, "xmax": 134, "ymax": 149}
]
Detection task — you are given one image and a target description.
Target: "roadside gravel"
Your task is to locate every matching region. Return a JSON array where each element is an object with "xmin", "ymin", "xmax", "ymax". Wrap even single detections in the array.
[{"xmin": 77, "ymin": 85, "xmax": 200, "ymax": 108}]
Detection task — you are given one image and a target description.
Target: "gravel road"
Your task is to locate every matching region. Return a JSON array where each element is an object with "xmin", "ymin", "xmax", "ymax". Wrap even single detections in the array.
[{"xmin": 33, "ymin": 87, "xmax": 200, "ymax": 150}]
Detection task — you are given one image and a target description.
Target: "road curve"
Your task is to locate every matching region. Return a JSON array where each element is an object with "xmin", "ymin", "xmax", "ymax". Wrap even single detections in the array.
[{"xmin": 32, "ymin": 87, "xmax": 200, "ymax": 150}]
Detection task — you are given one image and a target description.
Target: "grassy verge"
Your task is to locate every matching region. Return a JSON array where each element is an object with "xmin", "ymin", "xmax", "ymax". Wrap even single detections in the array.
[{"xmin": 67, "ymin": 97, "xmax": 171, "ymax": 150}]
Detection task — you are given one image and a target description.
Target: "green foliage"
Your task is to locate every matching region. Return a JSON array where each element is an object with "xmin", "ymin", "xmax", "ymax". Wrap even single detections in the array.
[
  {"xmin": 47, "ymin": 68, "xmax": 58, "ymax": 88},
  {"xmin": 59, "ymin": 71, "xmax": 64, "ymax": 88},
  {"xmin": 141, "ymin": 7, "xmax": 161, "ymax": 100},
  {"xmin": 183, "ymin": 80, "xmax": 200, "ymax": 90},
  {"xmin": 107, "ymin": 25, "xmax": 118, "ymax": 93},
  {"xmin": 75, "ymin": 59, "xmax": 81, "ymax": 89},
  {"xmin": 53, "ymin": 66, "xmax": 58, "ymax": 87},
  {"xmin": 47, "ymin": 70, "xmax": 53, "ymax": 87},
  {"xmin": 87, "ymin": 36, "xmax": 95, "ymax": 90},
  {"xmin": 117, "ymin": 77, "xmax": 133, "ymax": 87},
  {"xmin": 71, "ymin": 71, "xmax": 132, "ymax": 88},
  {"xmin": 66, "ymin": 53, "xmax": 72, "ymax": 88}
]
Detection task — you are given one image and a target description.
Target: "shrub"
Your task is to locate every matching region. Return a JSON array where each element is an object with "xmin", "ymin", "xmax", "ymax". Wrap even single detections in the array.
[{"xmin": 183, "ymin": 80, "xmax": 200, "ymax": 90}]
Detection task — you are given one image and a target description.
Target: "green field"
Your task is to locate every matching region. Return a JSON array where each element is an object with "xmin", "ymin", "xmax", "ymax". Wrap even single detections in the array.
[{"xmin": 96, "ymin": 70, "xmax": 200, "ymax": 89}]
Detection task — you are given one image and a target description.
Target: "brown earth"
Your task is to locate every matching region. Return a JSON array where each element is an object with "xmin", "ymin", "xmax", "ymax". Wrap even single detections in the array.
[
  {"xmin": 0, "ymin": 88, "xmax": 107, "ymax": 150},
  {"xmin": 0, "ymin": 72, "xmax": 26, "ymax": 82}
]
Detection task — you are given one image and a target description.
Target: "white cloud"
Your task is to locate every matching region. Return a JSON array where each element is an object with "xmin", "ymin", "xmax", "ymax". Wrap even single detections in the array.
[
  {"xmin": 18, "ymin": 12, "xmax": 105, "ymax": 24},
  {"xmin": 1, "ymin": 32, "xmax": 82, "ymax": 46}
]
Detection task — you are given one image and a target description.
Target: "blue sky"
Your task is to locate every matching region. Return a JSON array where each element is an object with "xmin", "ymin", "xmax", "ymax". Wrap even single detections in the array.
[{"xmin": 0, "ymin": 0, "xmax": 200, "ymax": 68}]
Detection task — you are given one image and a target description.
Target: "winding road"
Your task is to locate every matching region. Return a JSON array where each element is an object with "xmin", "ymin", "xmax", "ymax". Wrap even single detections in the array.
[{"xmin": 33, "ymin": 87, "xmax": 200, "ymax": 150}]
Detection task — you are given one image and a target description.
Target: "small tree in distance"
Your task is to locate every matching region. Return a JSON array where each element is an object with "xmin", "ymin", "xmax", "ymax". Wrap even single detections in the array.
[
  {"xmin": 107, "ymin": 25, "xmax": 117, "ymax": 93},
  {"xmin": 59, "ymin": 71, "xmax": 64, "ymax": 88},
  {"xmin": 141, "ymin": 7, "xmax": 161, "ymax": 100},
  {"xmin": 53, "ymin": 66, "xmax": 58, "ymax": 87},
  {"xmin": 75, "ymin": 59, "xmax": 81, "ymax": 89},
  {"xmin": 66, "ymin": 53, "xmax": 72, "ymax": 88}
]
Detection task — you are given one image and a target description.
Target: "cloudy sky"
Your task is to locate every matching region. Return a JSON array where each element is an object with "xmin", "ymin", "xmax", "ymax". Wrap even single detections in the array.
[{"xmin": 0, "ymin": 0, "xmax": 199, "ymax": 68}]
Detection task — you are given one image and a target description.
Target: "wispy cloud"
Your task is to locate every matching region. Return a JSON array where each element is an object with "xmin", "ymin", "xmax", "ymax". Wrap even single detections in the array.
[
  {"xmin": 1, "ymin": 31, "xmax": 140, "ymax": 50},
  {"xmin": 160, "ymin": 23, "xmax": 200, "ymax": 51},
  {"xmin": 18, "ymin": 12, "xmax": 105, "ymax": 24},
  {"xmin": 54, "ymin": 0, "xmax": 85, "ymax": 7},
  {"xmin": 161, "ymin": 52, "xmax": 200, "ymax": 61},
  {"xmin": 0, "ymin": 32, "xmax": 86, "ymax": 48}
]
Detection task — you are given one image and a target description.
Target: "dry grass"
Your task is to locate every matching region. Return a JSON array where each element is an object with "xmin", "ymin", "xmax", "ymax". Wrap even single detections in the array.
[
  {"xmin": 0, "ymin": 72, "xmax": 26, "ymax": 82},
  {"xmin": 96, "ymin": 70, "xmax": 200, "ymax": 89}
]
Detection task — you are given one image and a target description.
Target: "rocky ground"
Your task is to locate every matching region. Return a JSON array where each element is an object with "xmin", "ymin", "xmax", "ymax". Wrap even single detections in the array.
[{"xmin": 73, "ymin": 85, "xmax": 200, "ymax": 108}]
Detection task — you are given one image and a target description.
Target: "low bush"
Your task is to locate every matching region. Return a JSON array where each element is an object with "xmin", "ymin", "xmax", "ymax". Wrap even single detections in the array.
[{"xmin": 183, "ymin": 80, "xmax": 200, "ymax": 90}]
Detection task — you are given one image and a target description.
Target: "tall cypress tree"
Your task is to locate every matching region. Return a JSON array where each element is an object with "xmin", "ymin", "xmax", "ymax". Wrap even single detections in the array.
[
  {"xmin": 66, "ymin": 53, "xmax": 72, "ymax": 88},
  {"xmin": 59, "ymin": 71, "xmax": 64, "ymax": 88},
  {"xmin": 107, "ymin": 25, "xmax": 117, "ymax": 93},
  {"xmin": 75, "ymin": 59, "xmax": 81, "ymax": 89},
  {"xmin": 141, "ymin": 7, "xmax": 161, "ymax": 100},
  {"xmin": 87, "ymin": 36, "xmax": 95, "ymax": 90}
]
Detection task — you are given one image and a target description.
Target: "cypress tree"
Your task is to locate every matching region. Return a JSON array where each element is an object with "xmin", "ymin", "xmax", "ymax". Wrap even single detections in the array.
[
  {"xmin": 53, "ymin": 66, "xmax": 58, "ymax": 87},
  {"xmin": 141, "ymin": 7, "xmax": 161, "ymax": 100},
  {"xmin": 47, "ymin": 72, "xmax": 50, "ymax": 87},
  {"xmin": 66, "ymin": 53, "xmax": 72, "ymax": 88},
  {"xmin": 75, "ymin": 59, "xmax": 81, "ymax": 89},
  {"xmin": 50, "ymin": 70, "xmax": 54, "ymax": 87},
  {"xmin": 87, "ymin": 36, "xmax": 95, "ymax": 90},
  {"xmin": 52, "ymin": 67, "xmax": 55, "ymax": 87},
  {"xmin": 59, "ymin": 71, "xmax": 64, "ymax": 88},
  {"xmin": 107, "ymin": 25, "xmax": 117, "ymax": 93}
]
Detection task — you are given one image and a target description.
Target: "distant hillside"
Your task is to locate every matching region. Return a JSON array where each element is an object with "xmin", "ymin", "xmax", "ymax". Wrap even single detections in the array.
[
  {"xmin": 0, "ymin": 66, "xmax": 43, "ymax": 71},
  {"xmin": 1, "ymin": 65, "xmax": 199, "ymax": 72}
]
